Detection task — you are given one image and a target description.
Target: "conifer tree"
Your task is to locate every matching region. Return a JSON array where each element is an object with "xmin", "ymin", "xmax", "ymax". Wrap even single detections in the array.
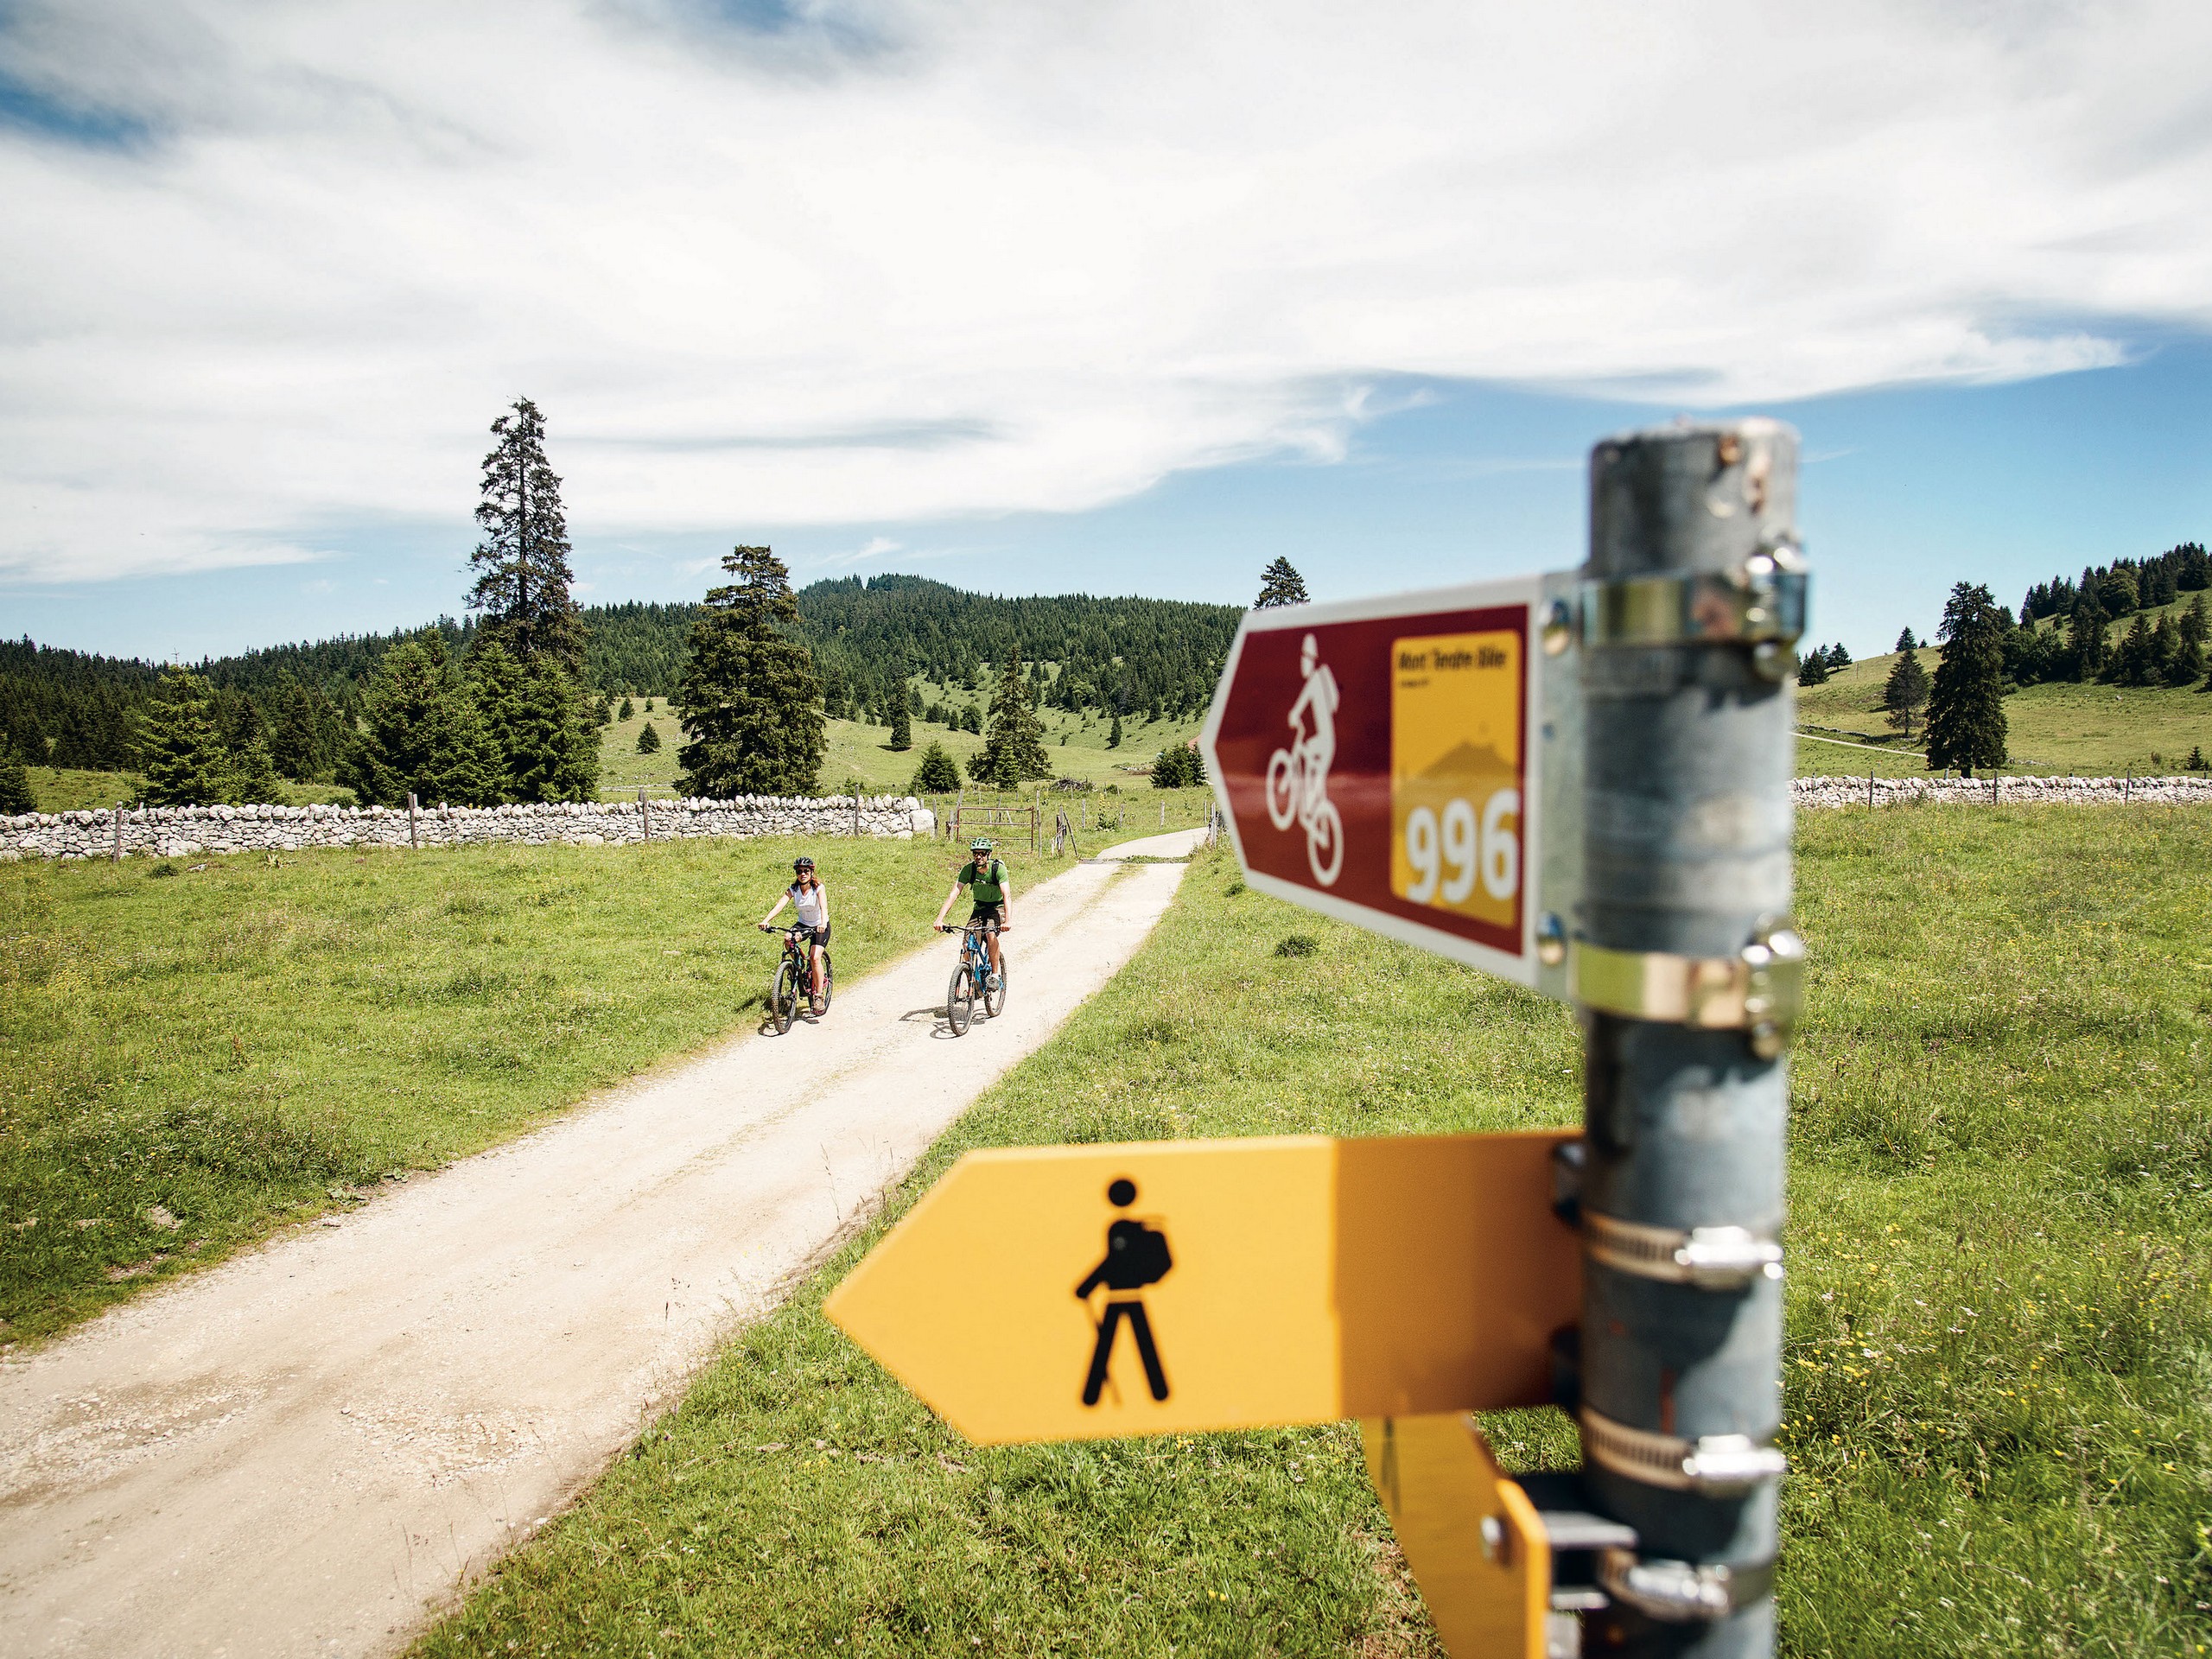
[
  {"xmin": 0, "ymin": 742, "xmax": 35, "ymax": 814},
  {"xmin": 910, "ymin": 741, "xmax": 960, "ymax": 794},
  {"xmin": 969, "ymin": 652, "xmax": 1054, "ymax": 787},
  {"xmin": 506, "ymin": 662, "xmax": 600, "ymax": 802},
  {"xmin": 887, "ymin": 690, "xmax": 912, "ymax": 752},
  {"xmin": 1796, "ymin": 646, "xmax": 1829, "ymax": 687},
  {"xmin": 619, "ymin": 696, "xmax": 634, "ymax": 721},
  {"xmin": 1893, "ymin": 626, "xmax": 1919, "ymax": 652},
  {"xmin": 467, "ymin": 398, "xmax": 586, "ymax": 672},
  {"xmin": 2172, "ymin": 594, "xmax": 2209, "ymax": 689},
  {"xmin": 675, "ymin": 546, "xmax": 826, "ymax": 798},
  {"xmin": 469, "ymin": 642, "xmax": 528, "ymax": 795},
  {"xmin": 1107, "ymin": 713, "xmax": 1123, "ymax": 748},
  {"xmin": 637, "ymin": 720, "xmax": 661, "ymax": 754},
  {"xmin": 2111, "ymin": 613, "xmax": 2158, "ymax": 686},
  {"xmin": 1881, "ymin": 645, "xmax": 1929, "ymax": 738},
  {"xmin": 2066, "ymin": 599, "xmax": 2109, "ymax": 681},
  {"xmin": 1255, "ymin": 556, "xmax": 1310, "ymax": 609},
  {"xmin": 227, "ymin": 728, "xmax": 283, "ymax": 804},
  {"xmin": 340, "ymin": 631, "xmax": 497, "ymax": 806},
  {"xmin": 270, "ymin": 677, "xmax": 330, "ymax": 782},
  {"xmin": 1924, "ymin": 583, "xmax": 2008, "ymax": 775},
  {"xmin": 139, "ymin": 667, "xmax": 230, "ymax": 805}
]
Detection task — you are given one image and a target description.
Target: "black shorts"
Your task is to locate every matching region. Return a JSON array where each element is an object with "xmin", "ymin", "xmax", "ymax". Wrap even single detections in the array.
[
  {"xmin": 796, "ymin": 923, "xmax": 830, "ymax": 946},
  {"xmin": 968, "ymin": 902, "xmax": 1004, "ymax": 928}
]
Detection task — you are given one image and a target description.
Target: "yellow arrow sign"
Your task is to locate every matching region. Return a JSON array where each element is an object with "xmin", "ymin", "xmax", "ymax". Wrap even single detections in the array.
[
  {"xmin": 823, "ymin": 1131, "xmax": 1578, "ymax": 1444},
  {"xmin": 1364, "ymin": 1414, "xmax": 1549, "ymax": 1659}
]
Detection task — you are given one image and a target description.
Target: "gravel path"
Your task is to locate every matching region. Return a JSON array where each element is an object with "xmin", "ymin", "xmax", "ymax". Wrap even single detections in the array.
[{"xmin": 0, "ymin": 835, "xmax": 1205, "ymax": 1658}]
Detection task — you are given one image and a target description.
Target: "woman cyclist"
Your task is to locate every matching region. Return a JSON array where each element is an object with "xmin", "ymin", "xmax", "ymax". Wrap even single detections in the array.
[
  {"xmin": 933, "ymin": 836, "xmax": 1011, "ymax": 984},
  {"xmin": 758, "ymin": 855, "xmax": 830, "ymax": 1014}
]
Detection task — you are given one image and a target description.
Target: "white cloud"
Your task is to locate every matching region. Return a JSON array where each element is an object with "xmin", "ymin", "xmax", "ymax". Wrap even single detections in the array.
[{"xmin": 3, "ymin": 0, "xmax": 2209, "ymax": 581}]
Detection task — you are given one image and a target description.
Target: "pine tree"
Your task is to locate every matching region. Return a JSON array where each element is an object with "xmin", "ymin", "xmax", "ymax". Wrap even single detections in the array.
[
  {"xmin": 910, "ymin": 741, "xmax": 960, "ymax": 794},
  {"xmin": 2066, "ymin": 599, "xmax": 2109, "ymax": 682},
  {"xmin": 969, "ymin": 652, "xmax": 1054, "ymax": 787},
  {"xmin": 620, "ymin": 696, "xmax": 634, "ymax": 721},
  {"xmin": 1827, "ymin": 641, "xmax": 1853, "ymax": 670},
  {"xmin": 1924, "ymin": 583, "xmax": 2008, "ymax": 775},
  {"xmin": 1796, "ymin": 649, "xmax": 1830, "ymax": 687},
  {"xmin": 469, "ymin": 642, "xmax": 528, "ymax": 797},
  {"xmin": 637, "ymin": 720, "xmax": 661, "ymax": 754},
  {"xmin": 887, "ymin": 692, "xmax": 912, "ymax": 752},
  {"xmin": 0, "ymin": 743, "xmax": 35, "ymax": 814},
  {"xmin": 227, "ymin": 729, "xmax": 283, "ymax": 804},
  {"xmin": 506, "ymin": 662, "xmax": 600, "ymax": 802},
  {"xmin": 960, "ymin": 704, "xmax": 982, "ymax": 735},
  {"xmin": 1894, "ymin": 626, "xmax": 1918, "ymax": 652},
  {"xmin": 467, "ymin": 397, "xmax": 586, "ymax": 672},
  {"xmin": 2171, "ymin": 594, "xmax": 2209, "ymax": 689},
  {"xmin": 340, "ymin": 631, "xmax": 497, "ymax": 806},
  {"xmin": 139, "ymin": 667, "xmax": 230, "ymax": 806},
  {"xmin": 675, "ymin": 546, "xmax": 826, "ymax": 798},
  {"xmin": 1255, "ymin": 557, "xmax": 1310, "ymax": 609},
  {"xmin": 2111, "ymin": 613, "xmax": 2158, "ymax": 686},
  {"xmin": 1881, "ymin": 646, "xmax": 1929, "ymax": 739},
  {"xmin": 1108, "ymin": 714, "xmax": 1123, "ymax": 748},
  {"xmin": 270, "ymin": 677, "xmax": 329, "ymax": 782}
]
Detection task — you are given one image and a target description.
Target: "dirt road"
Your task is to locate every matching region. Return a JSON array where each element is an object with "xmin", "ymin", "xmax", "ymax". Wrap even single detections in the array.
[{"xmin": 0, "ymin": 833, "xmax": 1205, "ymax": 1657}]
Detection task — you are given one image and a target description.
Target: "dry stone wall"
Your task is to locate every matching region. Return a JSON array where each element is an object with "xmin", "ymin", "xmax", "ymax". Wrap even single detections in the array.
[
  {"xmin": 1, "ymin": 797, "xmax": 938, "ymax": 861},
  {"xmin": 1795, "ymin": 774, "xmax": 2212, "ymax": 809}
]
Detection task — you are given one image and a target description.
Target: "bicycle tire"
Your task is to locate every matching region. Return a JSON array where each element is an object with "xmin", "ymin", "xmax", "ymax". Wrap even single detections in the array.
[
  {"xmin": 771, "ymin": 960, "xmax": 796, "ymax": 1034},
  {"xmin": 946, "ymin": 963, "xmax": 973, "ymax": 1035},
  {"xmin": 819, "ymin": 952, "xmax": 834, "ymax": 1015},
  {"xmin": 983, "ymin": 956, "xmax": 1007, "ymax": 1019}
]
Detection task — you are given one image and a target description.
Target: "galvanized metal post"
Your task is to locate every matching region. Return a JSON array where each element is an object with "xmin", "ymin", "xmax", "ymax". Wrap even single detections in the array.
[{"xmin": 1573, "ymin": 420, "xmax": 1800, "ymax": 1656}]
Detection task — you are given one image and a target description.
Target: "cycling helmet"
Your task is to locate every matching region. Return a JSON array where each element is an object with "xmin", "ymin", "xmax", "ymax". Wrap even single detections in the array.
[
  {"xmin": 793, "ymin": 855, "xmax": 816, "ymax": 872},
  {"xmin": 969, "ymin": 836, "xmax": 994, "ymax": 853}
]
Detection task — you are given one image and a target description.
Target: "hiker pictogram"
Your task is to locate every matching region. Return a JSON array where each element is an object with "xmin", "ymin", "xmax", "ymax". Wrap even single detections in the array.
[{"xmin": 1076, "ymin": 1178, "xmax": 1173, "ymax": 1405}]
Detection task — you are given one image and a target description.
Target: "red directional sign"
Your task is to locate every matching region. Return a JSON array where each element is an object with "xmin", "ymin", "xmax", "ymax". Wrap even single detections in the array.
[{"xmin": 1199, "ymin": 576, "xmax": 1573, "ymax": 992}]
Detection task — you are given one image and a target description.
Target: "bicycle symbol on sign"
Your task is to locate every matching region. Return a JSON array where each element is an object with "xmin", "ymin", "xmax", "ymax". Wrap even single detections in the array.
[{"xmin": 1265, "ymin": 632, "xmax": 1344, "ymax": 887}]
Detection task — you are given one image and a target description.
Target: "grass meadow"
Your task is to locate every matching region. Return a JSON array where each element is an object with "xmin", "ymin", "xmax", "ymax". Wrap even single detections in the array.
[
  {"xmin": 411, "ymin": 808, "xmax": 2211, "ymax": 1658},
  {"xmin": 0, "ymin": 832, "xmax": 1036, "ymax": 1342}
]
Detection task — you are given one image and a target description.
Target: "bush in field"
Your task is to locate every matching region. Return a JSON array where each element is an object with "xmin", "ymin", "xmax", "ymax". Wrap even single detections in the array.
[
  {"xmin": 909, "ymin": 742, "xmax": 960, "ymax": 793},
  {"xmin": 1150, "ymin": 743, "xmax": 1207, "ymax": 788}
]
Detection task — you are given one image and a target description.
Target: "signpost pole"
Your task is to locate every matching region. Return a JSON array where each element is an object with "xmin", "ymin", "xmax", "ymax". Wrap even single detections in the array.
[{"xmin": 1573, "ymin": 422, "xmax": 1799, "ymax": 1655}]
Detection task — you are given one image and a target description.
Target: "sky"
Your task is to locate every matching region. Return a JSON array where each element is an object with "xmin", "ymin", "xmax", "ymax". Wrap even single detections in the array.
[{"xmin": 3, "ymin": 0, "xmax": 2209, "ymax": 662}]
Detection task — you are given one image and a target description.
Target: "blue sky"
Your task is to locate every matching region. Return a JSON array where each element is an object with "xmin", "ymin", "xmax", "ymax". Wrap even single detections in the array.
[{"xmin": 4, "ymin": 1, "xmax": 2209, "ymax": 663}]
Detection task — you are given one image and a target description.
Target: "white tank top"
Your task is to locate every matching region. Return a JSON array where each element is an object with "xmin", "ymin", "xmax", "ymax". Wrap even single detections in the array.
[{"xmin": 789, "ymin": 880, "xmax": 827, "ymax": 927}]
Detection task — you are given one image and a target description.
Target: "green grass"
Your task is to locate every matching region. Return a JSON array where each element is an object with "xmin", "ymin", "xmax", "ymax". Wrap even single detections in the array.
[
  {"xmin": 416, "ymin": 808, "xmax": 2211, "ymax": 1658},
  {"xmin": 20, "ymin": 767, "xmax": 357, "ymax": 813},
  {"xmin": 1800, "ymin": 601, "xmax": 2212, "ymax": 777},
  {"xmin": 596, "ymin": 689, "xmax": 1205, "ymax": 799},
  {"xmin": 0, "ymin": 832, "xmax": 1029, "ymax": 1343}
]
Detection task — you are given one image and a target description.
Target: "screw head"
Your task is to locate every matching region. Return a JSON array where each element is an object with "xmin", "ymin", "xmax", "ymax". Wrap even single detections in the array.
[
  {"xmin": 1541, "ymin": 600, "xmax": 1574, "ymax": 658},
  {"xmin": 1479, "ymin": 1515, "xmax": 1505, "ymax": 1560},
  {"xmin": 1536, "ymin": 912, "xmax": 1568, "ymax": 967}
]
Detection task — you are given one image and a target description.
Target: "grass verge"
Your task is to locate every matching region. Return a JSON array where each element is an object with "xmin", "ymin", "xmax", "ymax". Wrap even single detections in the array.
[
  {"xmin": 0, "ymin": 832, "xmax": 1007, "ymax": 1343},
  {"xmin": 416, "ymin": 807, "xmax": 2210, "ymax": 1658}
]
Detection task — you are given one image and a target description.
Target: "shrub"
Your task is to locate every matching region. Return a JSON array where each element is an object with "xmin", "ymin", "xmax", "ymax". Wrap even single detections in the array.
[{"xmin": 1273, "ymin": 934, "xmax": 1319, "ymax": 957}]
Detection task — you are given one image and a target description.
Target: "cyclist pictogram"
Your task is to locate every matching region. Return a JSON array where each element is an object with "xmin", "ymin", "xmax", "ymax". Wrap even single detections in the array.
[
  {"xmin": 1264, "ymin": 632, "xmax": 1345, "ymax": 887},
  {"xmin": 1076, "ymin": 1178, "xmax": 1172, "ymax": 1405}
]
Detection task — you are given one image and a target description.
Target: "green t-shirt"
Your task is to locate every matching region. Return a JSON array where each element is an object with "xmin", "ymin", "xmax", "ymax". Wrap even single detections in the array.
[{"xmin": 958, "ymin": 858, "xmax": 1008, "ymax": 904}]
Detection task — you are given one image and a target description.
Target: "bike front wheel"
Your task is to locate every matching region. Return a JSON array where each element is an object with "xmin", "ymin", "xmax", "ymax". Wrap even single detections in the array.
[
  {"xmin": 1306, "ymin": 798, "xmax": 1345, "ymax": 887},
  {"xmin": 983, "ymin": 957, "xmax": 1007, "ymax": 1019},
  {"xmin": 1264, "ymin": 748, "xmax": 1298, "ymax": 830},
  {"xmin": 946, "ymin": 964, "xmax": 974, "ymax": 1035},
  {"xmin": 818, "ymin": 953, "xmax": 834, "ymax": 1014},
  {"xmin": 770, "ymin": 960, "xmax": 797, "ymax": 1034}
]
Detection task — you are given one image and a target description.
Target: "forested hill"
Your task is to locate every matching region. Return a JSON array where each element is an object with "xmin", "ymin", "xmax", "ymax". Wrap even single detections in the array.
[{"xmin": 2, "ymin": 575, "xmax": 1242, "ymax": 771}]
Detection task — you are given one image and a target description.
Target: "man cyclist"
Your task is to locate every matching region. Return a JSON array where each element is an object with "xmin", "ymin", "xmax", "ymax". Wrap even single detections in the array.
[
  {"xmin": 934, "ymin": 836, "xmax": 1011, "ymax": 984},
  {"xmin": 758, "ymin": 855, "xmax": 830, "ymax": 1014}
]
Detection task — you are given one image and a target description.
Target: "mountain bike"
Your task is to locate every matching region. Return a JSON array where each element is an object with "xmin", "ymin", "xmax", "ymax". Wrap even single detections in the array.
[
  {"xmin": 767, "ymin": 925, "xmax": 833, "ymax": 1035},
  {"xmin": 938, "ymin": 918, "xmax": 1006, "ymax": 1035}
]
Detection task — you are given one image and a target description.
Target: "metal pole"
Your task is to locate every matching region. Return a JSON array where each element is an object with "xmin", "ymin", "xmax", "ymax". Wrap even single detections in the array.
[{"xmin": 1575, "ymin": 421, "xmax": 1796, "ymax": 1655}]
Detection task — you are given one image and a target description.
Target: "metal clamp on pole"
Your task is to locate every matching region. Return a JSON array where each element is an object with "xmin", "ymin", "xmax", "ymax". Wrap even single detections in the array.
[
  {"xmin": 1568, "ymin": 918, "xmax": 1804, "ymax": 1059},
  {"xmin": 1598, "ymin": 1550, "xmax": 1778, "ymax": 1623},
  {"xmin": 1580, "ymin": 1406, "xmax": 1786, "ymax": 1497},
  {"xmin": 1580, "ymin": 546, "xmax": 1808, "ymax": 680},
  {"xmin": 1582, "ymin": 1212, "xmax": 1783, "ymax": 1290}
]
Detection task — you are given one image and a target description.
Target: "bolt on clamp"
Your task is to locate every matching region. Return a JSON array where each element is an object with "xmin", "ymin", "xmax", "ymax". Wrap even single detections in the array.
[
  {"xmin": 1579, "ymin": 1405, "xmax": 1787, "ymax": 1497},
  {"xmin": 1598, "ymin": 1549, "xmax": 1777, "ymax": 1623},
  {"xmin": 1582, "ymin": 1211, "xmax": 1783, "ymax": 1290},
  {"xmin": 1569, "ymin": 918, "xmax": 1804, "ymax": 1058}
]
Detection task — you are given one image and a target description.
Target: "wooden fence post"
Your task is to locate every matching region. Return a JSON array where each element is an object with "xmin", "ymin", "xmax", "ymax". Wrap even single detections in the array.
[
  {"xmin": 113, "ymin": 802, "xmax": 124, "ymax": 862},
  {"xmin": 639, "ymin": 786, "xmax": 650, "ymax": 841},
  {"xmin": 407, "ymin": 792, "xmax": 418, "ymax": 849}
]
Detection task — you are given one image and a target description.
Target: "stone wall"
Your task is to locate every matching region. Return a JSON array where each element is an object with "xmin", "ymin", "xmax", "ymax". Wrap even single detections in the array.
[
  {"xmin": 1, "ymin": 796, "xmax": 938, "ymax": 861},
  {"xmin": 1795, "ymin": 774, "xmax": 2212, "ymax": 810}
]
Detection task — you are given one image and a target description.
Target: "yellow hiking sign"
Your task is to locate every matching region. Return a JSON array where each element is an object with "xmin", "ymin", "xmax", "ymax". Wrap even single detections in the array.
[{"xmin": 823, "ymin": 1131, "xmax": 1578, "ymax": 1445}]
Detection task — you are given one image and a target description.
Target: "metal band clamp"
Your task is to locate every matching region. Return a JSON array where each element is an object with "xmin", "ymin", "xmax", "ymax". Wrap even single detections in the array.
[
  {"xmin": 1583, "ymin": 1211, "xmax": 1783, "ymax": 1290},
  {"xmin": 1580, "ymin": 550, "xmax": 1806, "ymax": 651},
  {"xmin": 1580, "ymin": 1404, "xmax": 1786, "ymax": 1497},
  {"xmin": 1569, "ymin": 918, "xmax": 1803, "ymax": 1058},
  {"xmin": 1598, "ymin": 1549, "xmax": 1777, "ymax": 1622}
]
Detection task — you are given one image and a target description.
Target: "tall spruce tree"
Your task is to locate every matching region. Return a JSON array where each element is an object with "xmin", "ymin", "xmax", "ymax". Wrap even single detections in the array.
[
  {"xmin": 887, "ymin": 687, "xmax": 912, "ymax": 751},
  {"xmin": 270, "ymin": 677, "xmax": 330, "ymax": 782},
  {"xmin": 1882, "ymin": 645, "xmax": 1929, "ymax": 738},
  {"xmin": 0, "ymin": 742, "xmax": 36, "ymax": 814},
  {"xmin": 467, "ymin": 398, "xmax": 586, "ymax": 672},
  {"xmin": 340, "ymin": 631, "xmax": 497, "ymax": 806},
  {"xmin": 675, "ymin": 546, "xmax": 826, "ymax": 798},
  {"xmin": 2172, "ymin": 594, "xmax": 2208, "ymax": 689},
  {"xmin": 227, "ymin": 728, "xmax": 283, "ymax": 804},
  {"xmin": 468, "ymin": 642, "xmax": 528, "ymax": 795},
  {"xmin": 969, "ymin": 652, "xmax": 1054, "ymax": 787},
  {"xmin": 1255, "ymin": 556, "xmax": 1310, "ymax": 609},
  {"xmin": 508, "ymin": 661, "xmax": 600, "ymax": 802},
  {"xmin": 138, "ymin": 667, "xmax": 231, "ymax": 805},
  {"xmin": 1924, "ymin": 583, "xmax": 2008, "ymax": 774}
]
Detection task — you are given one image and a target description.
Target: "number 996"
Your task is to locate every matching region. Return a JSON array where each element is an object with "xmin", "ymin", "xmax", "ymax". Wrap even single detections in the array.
[{"xmin": 1403, "ymin": 790, "xmax": 1520, "ymax": 907}]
